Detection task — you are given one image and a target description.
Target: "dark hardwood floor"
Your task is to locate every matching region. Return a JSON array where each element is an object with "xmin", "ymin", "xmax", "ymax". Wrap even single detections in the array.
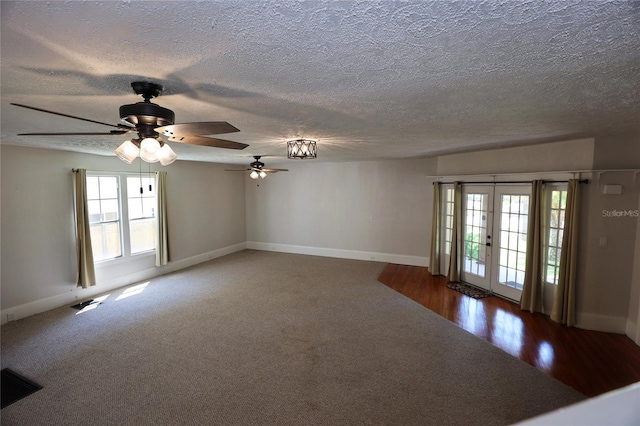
[{"xmin": 377, "ymin": 263, "xmax": 640, "ymax": 398}]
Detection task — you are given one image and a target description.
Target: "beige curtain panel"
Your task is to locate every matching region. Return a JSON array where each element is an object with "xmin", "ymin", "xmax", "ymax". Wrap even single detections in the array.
[
  {"xmin": 155, "ymin": 171, "xmax": 170, "ymax": 267},
  {"xmin": 520, "ymin": 180, "xmax": 545, "ymax": 313},
  {"xmin": 447, "ymin": 182, "xmax": 462, "ymax": 282},
  {"xmin": 552, "ymin": 179, "xmax": 580, "ymax": 326},
  {"xmin": 73, "ymin": 169, "xmax": 96, "ymax": 288},
  {"xmin": 429, "ymin": 182, "xmax": 442, "ymax": 275}
]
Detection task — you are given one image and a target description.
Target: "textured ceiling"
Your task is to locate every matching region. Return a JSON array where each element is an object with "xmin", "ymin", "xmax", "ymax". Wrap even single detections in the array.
[{"xmin": 1, "ymin": 1, "xmax": 639, "ymax": 165}]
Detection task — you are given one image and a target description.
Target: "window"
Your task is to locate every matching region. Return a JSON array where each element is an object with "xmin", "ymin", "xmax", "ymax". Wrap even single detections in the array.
[
  {"xmin": 87, "ymin": 176, "xmax": 122, "ymax": 261},
  {"xmin": 545, "ymin": 188, "xmax": 567, "ymax": 284},
  {"xmin": 127, "ymin": 176, "xmax": 156, "ymax": 254},
  {"xmin": 87, "ymin": 173, "xmax": 156, "ymax": 262},
  {"xmin": 444, "ymin": 187, "xmax": 454, "ymax": 255}
]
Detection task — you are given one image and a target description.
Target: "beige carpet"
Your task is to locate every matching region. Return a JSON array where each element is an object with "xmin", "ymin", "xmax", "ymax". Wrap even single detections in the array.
[{"xmin": 1, "ymin": 250, "xmax": 584, "ymax": 425}]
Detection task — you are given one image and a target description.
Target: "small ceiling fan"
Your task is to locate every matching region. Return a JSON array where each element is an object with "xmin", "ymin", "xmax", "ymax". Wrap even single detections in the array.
[
  {"xmin": 225, "ymin": 156, "xmax": 288, "ymax": 179},
  {"xmin": 11, "ymin": 81, "xmax": 248, "ymax": 165}
]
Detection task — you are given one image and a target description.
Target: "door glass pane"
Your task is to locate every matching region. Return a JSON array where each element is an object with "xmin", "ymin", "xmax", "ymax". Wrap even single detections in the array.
[
  {"xmin": 464, "ymin": 193, "xmax": 488, "ymax": 277},
  {"xmin": 497, "ymin": 194, "xmax": 529, "ymax": 290}
]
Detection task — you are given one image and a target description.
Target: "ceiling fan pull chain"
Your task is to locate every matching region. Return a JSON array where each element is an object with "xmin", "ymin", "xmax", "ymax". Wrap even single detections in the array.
[
  {"xmin": 148, "ymin": 162, "xmax": 152, "ymax": 192},
  {"xmin": 139, "ymin": 158, "xmax": 144, "ymax": 194}
]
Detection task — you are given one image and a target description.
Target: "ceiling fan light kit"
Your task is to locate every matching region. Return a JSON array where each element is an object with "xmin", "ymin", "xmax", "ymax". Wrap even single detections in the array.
[
  {"xmin": 115, "ymin": 137, "xmax": 178, "ymax": 165},
  {"xmin": 12, "ymin": 81, "xmax": 247, "ymax": 167},
  {"xmin": 287, "ymin": 139, "xmax": 317, "ymax": 159},
  {"xmin": 115, "ymin": 140, "xmax": 140, "ymax": 164}
]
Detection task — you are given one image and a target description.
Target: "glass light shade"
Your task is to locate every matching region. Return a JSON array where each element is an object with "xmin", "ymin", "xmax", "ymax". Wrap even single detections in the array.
[
  {"xmin": 157, "ymin": 144, "xmax": 177, "ymax": 166},
  {"xmin": 249, "ymin": 170, "xmax": 259, "ymax": 179},
  {"xmin": 140, "ymin": 137, "xmax": 161, "ymax": 163},
  {"xmin": 287, "ymin": 139, "xmax": 317, "ymax": 159},
  {"xmin": 115, "ymin": 140, "xmax": 140, "ymax": 164},
  {"xmin": 259, "ymin": 171, "xmax": 267, "ymax": 179}
]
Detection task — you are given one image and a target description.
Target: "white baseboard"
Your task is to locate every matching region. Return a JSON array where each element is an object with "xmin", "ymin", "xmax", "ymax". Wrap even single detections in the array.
[
  {"xmin": 246, "ymin": 241, "xmax": 429, "ymax": 267},
  {"xmin": 0, "ymin": 242, "xmax": 246, "ymax": 325},
  {"xmin": 626, "ymin": 319, "xmax": 639, "ymax": 345},
  {"xmin": 577, "ymin": 312, "xmax": 628, "ymax": 334}
]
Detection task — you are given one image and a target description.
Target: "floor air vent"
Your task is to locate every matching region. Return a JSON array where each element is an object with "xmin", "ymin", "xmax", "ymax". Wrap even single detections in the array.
[{"xmin": 1, "ymin": 368, "xmax": 43, "ymax": 409}]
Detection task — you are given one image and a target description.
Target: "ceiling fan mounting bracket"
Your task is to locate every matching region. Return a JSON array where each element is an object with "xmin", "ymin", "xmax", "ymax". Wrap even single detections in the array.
[
  {"xmin": 250, "ymin": 156, "xmax": 265, "ymax": 169},
  {"xmin": 131, "ymin": 81, "xmax": 163, "ymax": 102}
]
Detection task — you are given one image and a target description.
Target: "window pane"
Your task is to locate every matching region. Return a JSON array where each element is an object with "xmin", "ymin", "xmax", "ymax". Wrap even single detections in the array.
[
  {"xmin": 99, "ymin": 176, "xmax": 119, "ymax": 199},
  {"xmin": 87, "ymin": 177, "xmax": 100, "ymax": 200},
  {"xmin": 130, "ymin": 218, "xmax": 155, "ymax": 254},
  {"xmin": 101, "ymin": 199, "xmax": 120, "ymax": 221},
  {"xmin": 90, "ymin": 222, "xmax": 122, "ymax": 261},
  {"xmin": 128, "ymin": 177, "xmax": 155, "ymax": 196},
  {"xmin": 88, "ymin": 200, "xmax": 101, "ymax": 223},
  {"xmin": 129, "ymin": 197, "xmax": 143, "ymax": 220},
  {"xmin": 142, "ymin": 199, "xmax": 155, "ymax": 218}
]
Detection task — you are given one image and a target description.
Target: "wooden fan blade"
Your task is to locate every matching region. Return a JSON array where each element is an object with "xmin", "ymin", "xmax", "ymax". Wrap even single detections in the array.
[
  {"xmin": 18, "ymin": 130, "xmax": 132, "ymax": 136},
  {"xmin": 167, "ymin": 135, "xmax": 248, "ymax": 150},
  {"xmin": 262, "ymin": 168, "xmax": 289, "ymax": 172},
  {"xmin": 156, "ymin": 122, "xmax": 240, "ymax": 137},
  {"xmin": 11, "ymin": 103, "xmax": 128, "ymax": 129}
]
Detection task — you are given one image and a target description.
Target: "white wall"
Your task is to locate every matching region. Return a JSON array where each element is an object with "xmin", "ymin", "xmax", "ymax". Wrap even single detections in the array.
[
  {"xmin": 437, "ymin": 138, "xmax": 595, "ymax": 175},
  {"xmin": 245, "ymin": 158, "xmax": 437, "ymax": 266},
  {"xmin": 578, "ymin": 170, "xmax": 639, "ymax": 332},
  {"xmin": 1, "ymin": 145, "xmax": 246, "ymax": 321}
]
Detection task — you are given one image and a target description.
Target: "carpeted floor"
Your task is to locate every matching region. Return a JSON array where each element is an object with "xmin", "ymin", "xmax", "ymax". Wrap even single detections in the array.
[{"xmin": 1, "ymin": 250, "xmax": 584, "ymax": 425}]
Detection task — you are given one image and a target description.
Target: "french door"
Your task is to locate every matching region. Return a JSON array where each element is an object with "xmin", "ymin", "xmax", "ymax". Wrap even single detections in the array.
[
  {"xmin": 459, "ymin": 185, "xmax": 531, "ymax": 301},
  {"xmin": 460, "ymin": 186, "xmax": 493, "ymax": 291}
]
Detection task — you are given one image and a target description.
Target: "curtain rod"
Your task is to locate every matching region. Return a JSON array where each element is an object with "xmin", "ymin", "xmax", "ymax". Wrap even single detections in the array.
[
  {"xmin": 433, "ymin": 179, "xmax": 589, "ymax": 185},
  {"xmin": 72, "ymin": 168, "xmax": 164, "ymax": 174},
  {"xmin": 426, "ymin": 168, "xmax": 640, "ymax": 179}
]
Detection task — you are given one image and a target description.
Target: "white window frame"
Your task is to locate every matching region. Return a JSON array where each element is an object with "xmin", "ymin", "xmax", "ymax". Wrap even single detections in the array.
[
  {"xmin": 544, "ymin": 183, "xmax": 568, "ymax": 285},
  {"xmin": 87, "ymin": 171, "xmax": 156, "ymax": 264}
]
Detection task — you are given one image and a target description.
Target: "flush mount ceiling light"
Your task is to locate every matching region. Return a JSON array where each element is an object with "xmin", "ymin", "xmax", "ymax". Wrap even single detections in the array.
[{"xmin": 287, "ymin": 139, "xmax": 317, "ymax": 159}]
